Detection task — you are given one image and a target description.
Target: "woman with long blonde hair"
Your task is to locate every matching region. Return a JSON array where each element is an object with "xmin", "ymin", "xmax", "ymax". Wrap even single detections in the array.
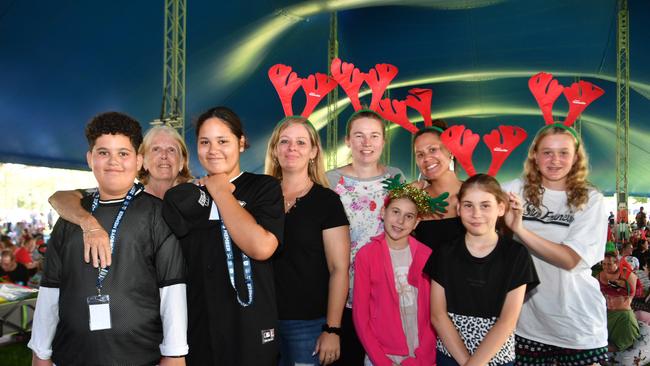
[
  {"xmin": 504, "ymin": 125, "xmax": 608, "ymax": 365},
  {"xmin": 265, "ymin": 116, "xmax": 350, "ymax": 366}
]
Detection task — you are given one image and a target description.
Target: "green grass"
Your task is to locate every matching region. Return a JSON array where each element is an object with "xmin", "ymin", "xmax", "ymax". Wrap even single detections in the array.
[{"xmin": 0, "ymin": 341, "xmax": 31, "ymax": 366}]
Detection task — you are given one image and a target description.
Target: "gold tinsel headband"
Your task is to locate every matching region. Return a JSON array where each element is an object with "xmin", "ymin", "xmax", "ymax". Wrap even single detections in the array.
[{"xmin": 382, "ymin": 174, "xmax": 449, "ymax": 217}]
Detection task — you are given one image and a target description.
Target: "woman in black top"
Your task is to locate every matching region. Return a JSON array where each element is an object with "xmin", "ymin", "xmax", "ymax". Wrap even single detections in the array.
[
  {"xmin": 163, "ymin": 106, "xmax": 284, "ymax": 366},
  {"xmin": 265, "ymin": 116, "xmax": 350, "ymax": 366},
  {"xmin": 412, "ymin": 120, "xmax": 464, "ymax": 248}
]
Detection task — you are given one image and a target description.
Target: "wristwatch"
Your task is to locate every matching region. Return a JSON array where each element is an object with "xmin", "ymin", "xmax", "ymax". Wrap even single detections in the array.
[{"xmin": 321, "ymin": 324, "xmax": 342, "ymax": 335}]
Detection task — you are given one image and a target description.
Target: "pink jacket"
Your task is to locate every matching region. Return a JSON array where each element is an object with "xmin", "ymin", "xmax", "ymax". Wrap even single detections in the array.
[{"xmin": 353, "ymin": 234, "xmax": 436, "ymax": 366}]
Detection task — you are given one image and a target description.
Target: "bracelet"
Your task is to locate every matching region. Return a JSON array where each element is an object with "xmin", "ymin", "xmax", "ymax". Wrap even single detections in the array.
[
  {"xmin": 83, "ymin": 228, "xmax": 102, "ymax": 234},
  {"xmin": 321, "ymin": 324, "xmax": 342, "ymax": 336},
  {"xmin": 164, "ymin": 355, "xmax": 185, "ymax": 358}
]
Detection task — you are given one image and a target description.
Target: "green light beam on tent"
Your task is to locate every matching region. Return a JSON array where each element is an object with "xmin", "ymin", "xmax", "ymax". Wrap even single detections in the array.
[{"xmin": 213, "ymin": 0, "xmax": 506, "ymax": 89}]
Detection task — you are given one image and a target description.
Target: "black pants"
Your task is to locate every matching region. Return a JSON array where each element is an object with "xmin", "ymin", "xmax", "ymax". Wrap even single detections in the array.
[{"xmin": 332, "ymin": 307, "xmax": 365, "ymax": 365}]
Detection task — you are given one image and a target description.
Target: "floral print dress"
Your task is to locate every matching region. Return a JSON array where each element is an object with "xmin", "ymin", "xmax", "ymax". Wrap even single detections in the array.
[{"xmin": 326, "ymin": 166, "xmax": 404, "ymax": 307}]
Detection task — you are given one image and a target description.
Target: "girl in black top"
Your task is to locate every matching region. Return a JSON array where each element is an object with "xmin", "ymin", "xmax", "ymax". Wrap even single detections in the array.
[
  {"xmin": 265, "ymin": 116, "xmax": 350, "ymax": 366},
  {"xmin": 163, "ymin": 107, "xmax": 284, "ymax": 366},
  {"xmin": 411, "ymin": 121, "xmax": 464, "ymax": 249},
  {"xmin": 427, "ymin": 174, "xmax": 538, "ymax": 366}
]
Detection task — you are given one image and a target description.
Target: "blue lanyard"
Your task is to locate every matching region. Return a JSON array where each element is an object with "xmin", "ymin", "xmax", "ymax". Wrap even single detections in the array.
[
  {"xmin": 218, "ymin": 206, "xmax": 254, "ymax": 307},
  {"xmin": 90, "ymin": 183, "xmax": 141, "ymax": 295}
]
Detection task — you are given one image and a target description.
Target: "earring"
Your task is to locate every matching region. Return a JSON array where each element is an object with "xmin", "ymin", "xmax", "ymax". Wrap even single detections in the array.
[
  {"xmin": 309, "ymin": 159, "xmax": 314, "ymax": 165},
  {"xmin": 449, "ymin": 157, "xmax": 455, "ymax": 172}
]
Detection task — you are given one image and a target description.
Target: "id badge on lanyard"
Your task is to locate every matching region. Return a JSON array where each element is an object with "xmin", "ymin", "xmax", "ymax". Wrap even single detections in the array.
[
  {"xmin": 87, "ymin": 294, "xmax": 111, "ymax": 331},
  {"xmin": 85, "ymin": 183, "xmax": 140, "ymax": 331}
]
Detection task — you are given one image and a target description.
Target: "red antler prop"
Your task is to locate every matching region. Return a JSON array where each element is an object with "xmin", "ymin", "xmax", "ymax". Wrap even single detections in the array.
[
  {"xmin": 483, "ymin": 125, "xmax": 528, "ymax": 177},
  {"xmin": 562, "ymin": 80, "xmax": 604, "ymax": 126},
  {"xmin": 377, "ymin": 98, "xmax": 418, "ymax": 134},
  {"xmin": 528, "ymin": 72, "xmax": 564, "ymax": 125},
  {"xmin": 440, "ymin": 125, "xmax": 479, "ymax": 177},
  {"xmin": 378, "ymin": 88, "xmax": 433, "ymax": 134},
  {"xmin": 300, "ymin": 73, "xmax": 338, "ymax": 117},
  {"xmin": 365, "ymin": 63, "xmax": 398, "ymax": 110},
  {"xmin": 405, "ymin": 88, "xmax": 433, "ymax": 127},
  {"xmin": 269, "ymin": 64, "xmax": 302, "ymax": 116},
  {"xmin": 330, "ymin": 58, "xmax": 365, "ymax": 111}
]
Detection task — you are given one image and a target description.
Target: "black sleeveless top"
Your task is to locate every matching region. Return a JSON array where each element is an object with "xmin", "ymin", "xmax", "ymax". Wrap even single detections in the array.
[{"xmin": 413, "ymin": 216, "xmax": 465, "ymax": 249}]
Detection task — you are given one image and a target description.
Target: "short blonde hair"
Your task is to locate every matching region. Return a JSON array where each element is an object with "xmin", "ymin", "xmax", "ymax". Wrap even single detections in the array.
[
  {"xmin": 523, "ymin": 126, "xmax": 591, "ymax": 210},
  {"xmin": 264, "ymin": 117, "xmax": 329, "ymax": 188},
  {"xmin": 137, "ymin": 125, "xmax": 192, "ymax": 185}
]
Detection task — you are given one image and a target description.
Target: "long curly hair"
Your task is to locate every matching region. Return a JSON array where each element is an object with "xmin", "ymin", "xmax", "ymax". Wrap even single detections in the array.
[
  {"xmin": 264, "ymin": 116, "xmax": 329, "ymax": 188},
  {"xmin": 523, "ymin": 126, "xmax": 591, "ymax": 211}
]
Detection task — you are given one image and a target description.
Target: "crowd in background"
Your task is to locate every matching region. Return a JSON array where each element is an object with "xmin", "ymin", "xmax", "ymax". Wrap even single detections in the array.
[
  {"xmin": 598, "ymin": 209, "xmax": 650, "ymax": 353},
  {"xmin": 0, "ymin": 223, "xmax": 47, "ymax": 287}
]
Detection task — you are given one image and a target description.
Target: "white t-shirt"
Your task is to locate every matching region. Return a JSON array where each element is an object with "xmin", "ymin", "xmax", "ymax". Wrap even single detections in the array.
[
  {"xmin": 388, "ymin": 246, "xmax": 418, "ymax": 364},
  {"xmin": 503, "ymin": 178, "xmax": 607, "ymax": 349}
]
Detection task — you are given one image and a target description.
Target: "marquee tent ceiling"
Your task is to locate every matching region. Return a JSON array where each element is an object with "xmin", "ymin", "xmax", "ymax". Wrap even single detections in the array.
[{"xmin": 1, "ymin": 0, "xmax": 649, "ymax": 195}]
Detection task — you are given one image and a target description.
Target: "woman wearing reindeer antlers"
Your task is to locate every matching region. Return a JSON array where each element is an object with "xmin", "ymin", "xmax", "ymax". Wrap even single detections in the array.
[
  {"xmin": 503, "ymin": 73, "xmax": 609, "ymax": 365},
  {"xmin": 369, "ymin": 84, "xmax": 464, "ymax": 250},
  {"xmin": 410, "ymin": 120, "xmax": 466, "ymax": 250},
  {"xmin": 326, "ymin": 58, "xmax": 406, "ymax": 365},
  {"xmin": 266, "ymin": 63, "xmax": 350, "ymax": 366}
]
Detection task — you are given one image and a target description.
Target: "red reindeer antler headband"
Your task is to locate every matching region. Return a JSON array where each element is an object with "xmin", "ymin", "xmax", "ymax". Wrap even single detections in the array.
[
  {"xmin": 375, "ymin": 88, "xmax": 438, "ymax": 134},
  {"xmin": 528, "ymin": 72, "xmax": 604, "ymax": 127},
  {"xmin": 330, "ymin": 57, "xmax": 436, "ymax": 132},
  {"xmin": 269, "ymin": 59, "xmax": 436, "ymax": 135},
  {"xmin": 268, "ymin": 64, "xmax": 338, "ymax": 118},
  {"xmin": 330, "ymin": 58, "xmax": 439, "ymax": 134},
  {"xmin": 330, "ymin": 58, "xmax": 399, "ymax": 112},
  {"xmin": 440, "ymin": 125, "xmax": 528, "ymax": 177}
]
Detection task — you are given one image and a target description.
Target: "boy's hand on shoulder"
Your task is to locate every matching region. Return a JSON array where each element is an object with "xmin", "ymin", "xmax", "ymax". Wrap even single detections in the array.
[{"xmin": 160, "ymin": 356, "xmax": 185, "ymax": 366}]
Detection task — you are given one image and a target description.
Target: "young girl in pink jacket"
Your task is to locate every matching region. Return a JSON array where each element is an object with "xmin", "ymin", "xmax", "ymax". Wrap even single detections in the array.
[{"xmin": 353, "ymin": 177, "xmax": 445, "ymax": 366}]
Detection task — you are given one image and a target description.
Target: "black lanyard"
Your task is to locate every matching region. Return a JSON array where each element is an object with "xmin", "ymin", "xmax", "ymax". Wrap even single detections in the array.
[
  {"xmin": 90, "ymin": 183, "xmax": 142, "ymax": 295},
  {"xmin": 218, "ymin": 205, "xmax": 254, "ymax": 307}
]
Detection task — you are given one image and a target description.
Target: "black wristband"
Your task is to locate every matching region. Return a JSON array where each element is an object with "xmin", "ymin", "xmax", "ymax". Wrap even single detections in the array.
[{"xmin": 321, "ymin": 324, "xmax": 342, "ymax": 335}]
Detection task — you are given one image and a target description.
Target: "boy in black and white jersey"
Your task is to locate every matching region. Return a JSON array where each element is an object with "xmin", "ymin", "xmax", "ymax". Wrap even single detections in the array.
[{"xmin": 28, "ymin": 112, "xmax": 188, "ymax": 366}]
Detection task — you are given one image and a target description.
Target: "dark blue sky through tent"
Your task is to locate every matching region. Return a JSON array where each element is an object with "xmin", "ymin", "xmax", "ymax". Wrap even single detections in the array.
[{"xmin": 1, "ymin": 0, "xmax": 648, "ymax": 195}]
